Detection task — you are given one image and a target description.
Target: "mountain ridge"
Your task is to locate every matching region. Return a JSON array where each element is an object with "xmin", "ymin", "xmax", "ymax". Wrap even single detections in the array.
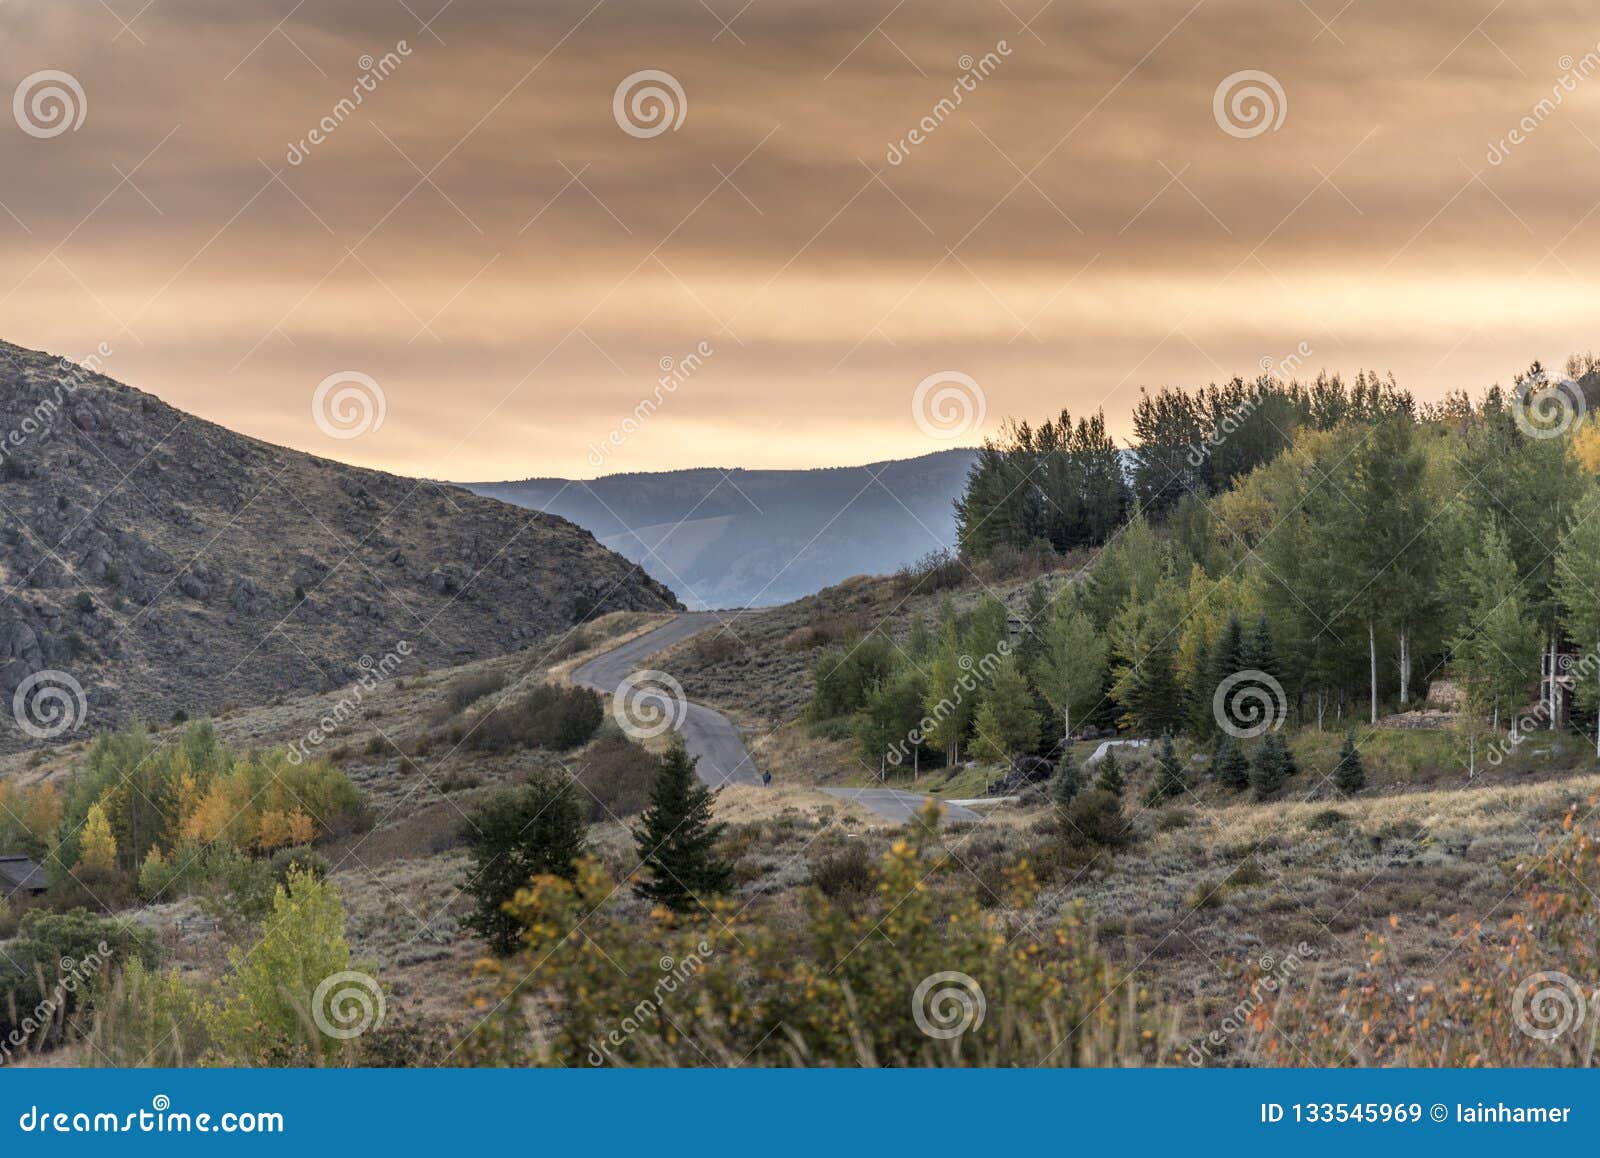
[
  {"xmin": 462, "ymin": 448, "xmax": 977, "ymax": 609},
  {"xmin": 0, "ymin": 339, "xmax": 679, "ymax": 745}
]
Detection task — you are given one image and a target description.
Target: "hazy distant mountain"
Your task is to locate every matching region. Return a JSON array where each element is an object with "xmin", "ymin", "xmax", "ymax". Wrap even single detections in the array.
[
  {"xmin": 464, "ymin": 450, "xmax": 978, "ymax": 609},
  {"xmin": 0, "ymin": 340, "xmax": 679, "ymax": 742}
]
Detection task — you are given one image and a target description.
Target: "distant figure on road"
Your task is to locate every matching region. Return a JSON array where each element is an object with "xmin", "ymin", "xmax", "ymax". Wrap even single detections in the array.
[{"xmin": 762, "ymin": 770, "xmax": 772, "ymax": 787}]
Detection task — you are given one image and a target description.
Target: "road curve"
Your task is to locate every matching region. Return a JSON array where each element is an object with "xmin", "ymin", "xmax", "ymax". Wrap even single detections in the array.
[
  {"xmin": 573, "ymin": 613, "xmax": 985, "ymax": 826},
  {"xmin": 572, "ymin": 613, "xmax": 762, "ymax": 788}
]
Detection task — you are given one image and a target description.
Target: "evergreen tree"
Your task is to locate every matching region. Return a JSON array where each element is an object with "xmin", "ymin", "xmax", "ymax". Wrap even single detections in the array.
[
  {"xmin": 1049, "ymin": 747, "xmax": 1080, "ymax": 808},
  {"xmin": 1242, "ymin": 616, "xmax": 1279, "ymax": 686},
  {"xmin": 632, "ymin": 745, "xmax": 732, "ymax": 914},
  {"xmin": 1094, "ymin": 749, "xmax": 1125, "ymax": 796},
  {"xmin": 1210, "ymin": 614, "xmax": 1246, "ymax": 684},
  {"xmin": 1333, "ymin": 729, "xmax": 1365, "ymax": 795},
  {"xmin": 464, "ymin": 774, "xmax": 588, "ymax": 954},
  {"xmin": 1153, "ymin": 732, "xmax": 1186, "ymax": 800},
  {"xmin": 1250, "ymin": 733, "xmax": 1297, "ymax": 800},
  {"xmin": 1213, "ymin": 733, "xmax": 1250, "ymax": 790}
]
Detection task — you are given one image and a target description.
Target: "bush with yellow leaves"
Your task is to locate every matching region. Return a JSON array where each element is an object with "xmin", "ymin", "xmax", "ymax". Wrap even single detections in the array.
[{"xmin": 462, "ymin": 802, "xmax": 1170, "ymax": 1067}]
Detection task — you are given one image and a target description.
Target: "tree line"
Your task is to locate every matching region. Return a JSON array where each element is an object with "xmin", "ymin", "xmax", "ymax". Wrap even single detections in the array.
[{"xmin": 813, "ymin": 357, "xmax": 1600, "ymax": 781}]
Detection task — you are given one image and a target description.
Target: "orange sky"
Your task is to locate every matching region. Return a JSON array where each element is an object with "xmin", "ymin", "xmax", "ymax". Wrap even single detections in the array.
[{"xmin": 4, "ymin": 0, "xmax": 1600, "ymax": 478}]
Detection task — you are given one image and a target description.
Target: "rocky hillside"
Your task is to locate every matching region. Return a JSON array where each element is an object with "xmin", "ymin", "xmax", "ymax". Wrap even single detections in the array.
[{"xmin": 0, "ymin": 340, "xmax": 679, "ymax": 745}]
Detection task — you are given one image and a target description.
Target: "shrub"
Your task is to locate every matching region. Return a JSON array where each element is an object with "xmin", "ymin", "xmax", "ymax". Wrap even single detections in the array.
[
  {"xmin": 210, "ymin": 868, "xmax": 372, "ymax": 1065},
  {"xmin": 1059, "ymin": 789, "xmax": 1133, "ymax": 852},
  {"xmin": 440, "ymin": 670, "xmax": 508, "ymax": 718},
  {"xmin": 464, "ymin": 803, "xmax": 1165, "ymax": 1067},
  {"xmin": 82, "ymin": 957, "xmax": 211, "ymax": 1067},
  {"xmin": 468, "ymin": 684, "xmax": 604, "ymax": 754},
  {"xmin": 463, "ymin": 775, "xmax": 588, "ymax": 954},
  {"xmin": 573, "ymin": 736, "xmax": 659, "ymax": 821},
  {"xmin": 808, "ymin": 843, "xmax": 875, "ymax": 905},
  {"xmin": 0, "ymin": 909, "xmax": 155, "ymax": 1058}
]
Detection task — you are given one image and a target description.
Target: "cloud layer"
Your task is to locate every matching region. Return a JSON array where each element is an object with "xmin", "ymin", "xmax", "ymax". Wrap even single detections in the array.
[{"xmin": 4, "ymin": 0, "xmax": 1599, "ymax": 477}]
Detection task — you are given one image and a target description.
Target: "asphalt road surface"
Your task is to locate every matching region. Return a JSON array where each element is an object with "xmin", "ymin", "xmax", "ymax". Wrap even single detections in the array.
[
  {"xmin": 574, "ymin": 613, "xmax": 985, "ymax": 826},
  {"xmin": 821, "ymin": 787, "xmax": 983, "ymax": 825},
  {"xmin": 572, "ymin": 613, "xmax": 761, "ymax": 788}
]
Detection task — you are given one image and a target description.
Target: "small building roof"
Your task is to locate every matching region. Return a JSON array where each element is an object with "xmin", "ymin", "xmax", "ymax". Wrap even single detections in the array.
[{"xmin": 0, "ymin": 854, "xmax": 47, "ymax": 894}]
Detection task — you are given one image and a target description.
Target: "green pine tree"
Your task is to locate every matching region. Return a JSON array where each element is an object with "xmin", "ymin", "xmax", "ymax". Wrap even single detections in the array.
[
  {"xmin": 1250, "ymin": 733, "xmax": 1297, "ymax": 800},
  {"xmin": 1333, "ymin": 729, "xmax": 1365, "ymax": 795},
  {"xmin": 1213, "ymin": 733, "xmax": 1250, "ymax": 791},
  {"xmin": 1049, "ymin": 747, "xmax": 1080, "ymax": 808},
  {"xmin": 1154, "ymin": 732, "xmax": 1186, "ymax": 800},
  {"xmin": 464, "ymin": 774, "xmax": 588, "ymax": 955},
  {"xmin": 632, "ymin": 744, "xmax": 732, "ymax": 913},
  {"xmin": 1094, "ymin": 749, "xmax": 1125, "ymax": 796}
]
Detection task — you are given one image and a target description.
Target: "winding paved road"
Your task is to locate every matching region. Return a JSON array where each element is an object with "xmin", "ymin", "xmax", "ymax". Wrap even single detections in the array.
[
  {"xmin": 573, "ymin": 613, "xmax": 761, "ymax": 788},
  {"xmin": 573, "ymin": 613, "xmax": 983, "ymax": 825}
]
